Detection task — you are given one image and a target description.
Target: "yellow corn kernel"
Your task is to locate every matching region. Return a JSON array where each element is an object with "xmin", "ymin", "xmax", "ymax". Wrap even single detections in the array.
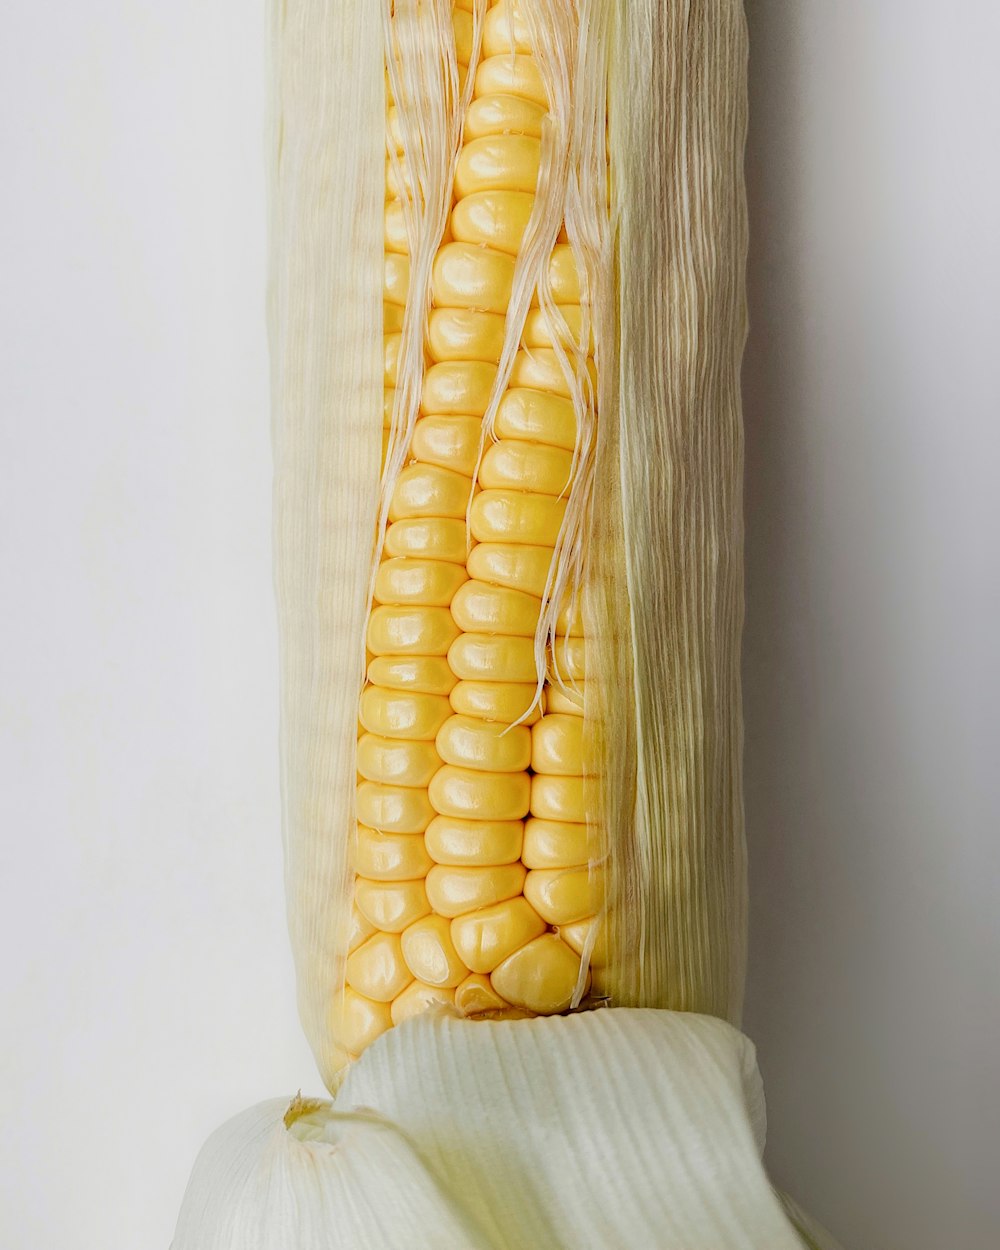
[
  {"xmin": 424, "ymin": 814, "xmax": 523, "ymax": 866},
  {"xmin": 490, "ymin": 933, "xmax": 586, "ymax": 1015},
  {"xmin": 387, "ymin": 464, "xmax": 471, "ymax": 522},
  {"xmin": 451, "ymin": 189, "xmax": 536, "ymax": 254},
  {"xmin": 365, "ymin": 656, "xmax": 457, "ymax": 697},
  {"xmin": 522, "ymin": 305, "xmax": 592, "ymax": 351},
  {"xmin": 449, "ymin": 679, "xmax": 542, "ymax": 725},
  {"xmin": 384, "ymin": 332, "xmax": 401, "ymax": 387},
  {"xmin": 482, "ymin": 1, "xmax": 532, "ymax": 57},
  {"xmin": 384, "ymin": 199, "xmax": 407, "ymax": 252},
  {"xmin": 455, "ymin": 973, "xmax": 507, "ymax": 1015},
  {"xmin": 452, "ymin": 7, "xmax": 473, "ymax": 65},
  {"xmin": 544, "ymin": 682, "xmax": 584, "ymax": 715},
  {"xmin": 432, "ymin": 242, "xmax": 516, "ymax": 315},
  {"xmin": 470, "ymin": 489, "xmax": 567, "ymax": 546},
  {"xmin": 355, "ymin": 877, "xmax": 431, "ymax": 933},
  {"xmin": 428, "ymin": 308, "xmax": 506, "ymax": 364},
  {"xmin": 530, "ymin": 774, "xmax": 587, "ymax": 822},
  {"xmin": 531, "ymin": 245, "xmax": 583, "ymax": 305},
  {"xmin": 355, "ymin": 781, "xmax": 435, "ymax": 834},
  {"xmin": 521, "ymin": 817, "xmax": 596, "ymax": 869},
  {"xmin": 410, "ymin": 416, "xmax": 484, "ymax": 477},
  {"xmin": 384, "ymin": 517, "xmax": 469, "ymax": 563},
  {"xmin": 367, "ymin": 605, "xmax": 461, "ymax": 658},
  {"xmin": 451, "ymin": 581, "xmax": 542, "ymax": 637},
  {"xmin": 530, "ymin": 713, "xmax": 585, "ymax": 774},
  {"xmin": 374, "ymin": 558, "xmax": 468, "ymax": 608},
  {"xmin": 383, "ymin": 302, "xmax": 404, "ymax": 335},
  {"xmin": 524, "ymin": 865, "xmax": 602, "ymax": 926},
  {"xmin": 448, "ymin": 633, "xmax": 538, "ymax": 683},
  {"xmin": 348, "ymin": 903, "xmax": 377, "ymax": 953},
  {"xmin": 455, "ymin": 135, "xmax": 542, "ymax": 199},
  {"xmin": 429, "ymin": 764, "xmax": 531, "ymax": 821},
  {"xmin": 436, "ymin": 714, "xmax": 531, "ymax": 773},
  {"xmin": 450, "ymin": 896, "xmax": 547, "ymax": 974},
  {"xmin": 345, "ymin": 930, "xmax": 413, "ymax": 1003},
  {"xmin": 495, "ymin": 388, "xmax": 577, "ymax": 450},
  {"xmin": 351, "ymin": 824, "xmax": 434, "ymax": 880},
  {"xmin": 384, "ymin": 252, "xmax": 409, "ymax": 305},
  {"xmin": 425, "ymin": 861, "xmax": 527, "ymax": 918},
  {"xmin": 509, "ymin": 348, "xmax": 597, "ymax": 399},
  {"xmin": 334, "ymin": 988, "xmax": 392, "ymax": 1058},
  {"xmin": 390, "ymin": 981, "xmax": 456, "ymax": 1026},
  {"xmin": 466, "ymin": 542, "xmax": 553, "ymax": 597},
  {"xmin": 479, "ymin": 439, "xmax": 573, "ymax": 496},
  {"xmin": 357, "ymin": 735, "xmax": 438, "ymax": 792},
  {"xmin": 552, "ymin": 635, "xmax": 587, "ymax": 679},
  {"xmin": 463, "ymin": 93, "xmax": 544, "ymax": 142},
  {"xmin": 400, "ymin": 914, "xmax": 468, "ymax": 988},
  {"xmin": 474, "ymin": 54, "xmax": 548, "ymax": 109},
  {"xmin": 422, "ymin": 361, "xmax": 497, "ymax": 417},
  {"xmin": 385, "ymin": 154, "xmax": 415, "ymax": 200},
  {"xmin": 358, "ymin": 687, "xmax": 452, "ymax": 740},
  {"xmin": 383, "ymin": 387, "xmax": 395, "ymax": 427},
  {"xmin": 559, "ymin": 916, "xmax": 610, "ymax": 968}
]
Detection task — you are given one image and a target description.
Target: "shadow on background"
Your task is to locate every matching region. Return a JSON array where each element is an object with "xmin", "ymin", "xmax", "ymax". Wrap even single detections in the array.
[{"xmin": 742, "ymin": 3, "xmax": 1000, "ymax": 1248}]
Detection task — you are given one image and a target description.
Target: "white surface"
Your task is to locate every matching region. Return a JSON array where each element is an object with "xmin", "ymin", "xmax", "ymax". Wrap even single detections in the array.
[
  {"xmin": 743, "ymin": 3, "xmax": 1000, "ymax": 1248},
  {"xmin": 0, "ymin": 4, "xmax": 315, "ymax": 1250},
  {"xmin": 1, "ymin": 3, "xmax": 998, "ymax": 1249}
]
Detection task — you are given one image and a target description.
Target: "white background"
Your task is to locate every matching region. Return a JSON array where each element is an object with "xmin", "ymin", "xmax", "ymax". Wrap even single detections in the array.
[{"xmin": 1, "ymin": 3, "xmax": 997, "ymax": 1248}]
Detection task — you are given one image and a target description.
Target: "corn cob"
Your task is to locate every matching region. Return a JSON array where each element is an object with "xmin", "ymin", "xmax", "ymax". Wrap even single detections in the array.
[
  {"xmin": 270, "ymin": 0, "xmax": 748, "ymax": 1085},
  {"xmin": 344, "ymin": 0, "xmax": 601, "ymax": 1054}
]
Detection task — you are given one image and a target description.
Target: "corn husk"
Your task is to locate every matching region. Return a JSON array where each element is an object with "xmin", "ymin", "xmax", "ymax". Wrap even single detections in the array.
[{"xmin": 173, "ymin": 1010, "xmax": 812, "ymax": 1249}]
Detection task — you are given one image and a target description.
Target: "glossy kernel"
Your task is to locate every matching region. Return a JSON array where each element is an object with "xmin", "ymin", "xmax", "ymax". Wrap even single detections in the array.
[
  {"xmin": 455, "ymin": 973, "xmax": 507, "ymax": 1016},
  {"xmin": 410, "ymin": 417, "xmax": 484, "ymax": 477},
  {"xmin": 345, "ymin": 930, "xmax": 413, "ymax": 1002},
  {"xmin": 449, "ymin": 680, "xmax": 542, "ymax": 725},
  {"xmin": 490, "ymin": 933, "xmax": 586, "ymax": 1015},
  {"xmin": 530, "ymin": 713, "xmax": 585, "ymax": 774},
  {"xmin": 355, "ymin": 781, "xmax": 435, "ymax": 834},
  {"xmin": 524, "ymin": 865, "xmax": 602, "ymax": 926},
  {"xmin": 436, "ymin": 714, "xmax": 531, "ymax": 773},
  {"xmin": 400, "ymin": 914, "xmax": 468, "ymax": 988},
  {"xmin": 384, "ymin": 517, "xmax": 469, "ymax": 564},
  {"xmin": 352, "ymin": 824, "xmax": 434, "ymax": 880},
  {"xmin": 471, "ymin": 489, "xmax": 567, "ymax": 546},
  {"xmin": 358, "ymin": 688, "xmax": 453, "ymax": 740},
  {"xmin": 450, "ymin": 896, "xmax": 547, "ymax": 974},
  {"xmin": 387, "ymin": 464, "xmax": 471, "ymax": 522},
  {"xmin": 432, "ymin": 242, "xmax": 516, "ymax": 315},
  {"xmin": 466, "ymin": 543, "xmax": 554, "ymax": 597},
  {"xmin": 530, "ymin": 774, "xmax": 587, "ymax": 823},
  {"xmin": 495, "ymin": 388, "xmax": 578, "ymax": 450},
  {"xmin": 334, "ymin": 988, "xmax": 392, "ymax": 1057},
  {"xmin": 521, "ymin": 817, "xmax": 597, "ymax": 869},
  {"xmin": 451, "ymin": 190, "xmax": 536, "ymax": 254},
  {"xmin": 390, "ymin": 981, "xmax": 456, "ymax": 1026},
  {"xmin": 425, "ymin": 862, "xmax": 527, "ymax": 918},
  {"xmin": 366, "ymin": 656, "xmax": 457, "ymax": 697},
  {"xmin": 429, "ymin": 765, "xmax": 532, "ymax": 821},
  {"xmin": 355, "ymin": 877, "xmax": 431, "ymax": 934},
  {"xmin": 479, "ymin": 439, "xmax": 573, "ymax": 496},
  {"xmin": 448, "ymin": 633, "xmax": 539, "ymax": 683},
  {"xmin": 451, "ymin": 580, "xmax": 542, "ymax": 637},
  {"xmin": 424, "ymin": 814, "xmax": 523, "ymax": 866}
]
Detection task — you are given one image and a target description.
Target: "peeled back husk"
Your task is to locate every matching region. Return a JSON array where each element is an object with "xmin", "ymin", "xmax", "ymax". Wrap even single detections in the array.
[{"xmin": 173, "ymin": 1010, "xmax": 822, "ymax": 1250}]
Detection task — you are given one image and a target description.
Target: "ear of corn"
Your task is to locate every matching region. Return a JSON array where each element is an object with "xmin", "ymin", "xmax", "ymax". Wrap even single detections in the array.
[{"xmin": 271, "ymin": 0, "xmax": 748, "ymax": 1086}]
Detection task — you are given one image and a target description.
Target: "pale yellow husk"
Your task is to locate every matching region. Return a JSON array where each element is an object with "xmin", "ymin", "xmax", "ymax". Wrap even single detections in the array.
[{"xmin": 172, "ymin": 1010, "xmax": 816, "ymax": 1249}]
